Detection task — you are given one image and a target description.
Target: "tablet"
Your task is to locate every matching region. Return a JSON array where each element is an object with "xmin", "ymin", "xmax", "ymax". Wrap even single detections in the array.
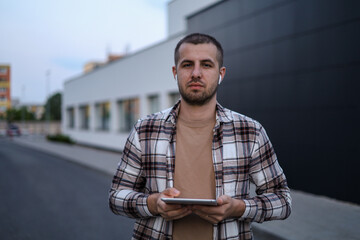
[{"xmin": 161, "ymin": 198, "xmax": 218, "ymax": 206}]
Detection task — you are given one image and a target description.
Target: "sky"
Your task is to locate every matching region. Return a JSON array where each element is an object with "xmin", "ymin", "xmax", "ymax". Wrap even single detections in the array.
[{"xmin": 0, "ymin": 0, "xmax": 170, "ymax": 104}]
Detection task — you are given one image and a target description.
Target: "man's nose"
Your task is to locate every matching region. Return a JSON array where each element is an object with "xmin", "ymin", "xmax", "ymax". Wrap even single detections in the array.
[{"xmin": 191, "ymin": 64, "xmax": 202, "ymax": 78}]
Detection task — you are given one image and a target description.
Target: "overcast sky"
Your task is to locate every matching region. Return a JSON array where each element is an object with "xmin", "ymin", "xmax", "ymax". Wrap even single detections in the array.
[{"xmin": 0, "ymin": 0, "xmax": 170, "ymax": 104}]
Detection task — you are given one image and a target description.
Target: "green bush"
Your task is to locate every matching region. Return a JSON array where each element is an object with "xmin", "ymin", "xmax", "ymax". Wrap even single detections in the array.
[{"xmin": 46, "ymin": 134, "xmax": 75, "ymax": 144}]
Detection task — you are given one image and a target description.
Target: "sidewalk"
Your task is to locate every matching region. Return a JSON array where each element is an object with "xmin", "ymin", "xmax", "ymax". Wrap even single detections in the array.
[
  {"xmin": 9, "ymin": 135, "xmax": 120, "ymax": 176},
  {"xmin": 10, "ymin": 135, "xmax": 360, "ymax": 240}
]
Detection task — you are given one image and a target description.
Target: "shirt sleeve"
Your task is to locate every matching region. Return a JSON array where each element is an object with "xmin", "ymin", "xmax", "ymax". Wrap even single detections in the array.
[
  {"xmin": 240, "ymin": 125, "xmax": 292, "ymax": 223},
  {"xmin": 109, "ymin": 127, "xmax": 154, "ymax": 219}
]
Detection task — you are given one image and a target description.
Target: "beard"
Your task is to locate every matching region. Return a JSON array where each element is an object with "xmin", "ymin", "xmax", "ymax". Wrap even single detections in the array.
[{"xmin": 178, "ymin": 78, "xmax": 218, "ymax": 106}]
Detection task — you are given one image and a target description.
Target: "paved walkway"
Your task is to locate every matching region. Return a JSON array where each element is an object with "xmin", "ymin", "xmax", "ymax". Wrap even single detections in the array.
[
  {"xmin": 9, "ymin": 135, "xmax": 360, "ymax": 240},
  {"xmin": 10, "ymin": 135, "xmax": 120, "ymax": 176}
]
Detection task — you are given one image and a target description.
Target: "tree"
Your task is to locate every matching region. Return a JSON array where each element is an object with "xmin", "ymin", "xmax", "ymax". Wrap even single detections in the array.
[
  {"xmin": 5, "ymin": 108, "xmax": 20, "ymax": 122},
  {"xmin": 5, "ymin": 107, "xmax": 35, "ymax": 122},
  {"xmin": 43, "ymin": 92, "xmax": 62, "ymax": 121}
]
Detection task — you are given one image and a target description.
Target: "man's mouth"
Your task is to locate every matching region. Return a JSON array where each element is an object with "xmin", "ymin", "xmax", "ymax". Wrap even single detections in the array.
[
  {"xmin": 188, "ymin": 84, "xmax": 204, "ymax": 90},
  {"xmin": 187, "ymin": 80, "xmax": 205, "ymax": 89}
]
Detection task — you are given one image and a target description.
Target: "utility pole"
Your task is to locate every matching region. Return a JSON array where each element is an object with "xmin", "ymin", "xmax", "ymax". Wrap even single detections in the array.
[
  {"xmin": 21, "ymin": 85, "xmax": 25, "ymax": 129},
  {"xmin": 46, "ymin": 70, "xmax": 51, "ymax": 135}
]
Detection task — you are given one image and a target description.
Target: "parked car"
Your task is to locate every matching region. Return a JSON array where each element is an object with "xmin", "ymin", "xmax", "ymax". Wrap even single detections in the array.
[{"xmin": 7, "ymin": 124, "xmax": 21, "ymax": 137}]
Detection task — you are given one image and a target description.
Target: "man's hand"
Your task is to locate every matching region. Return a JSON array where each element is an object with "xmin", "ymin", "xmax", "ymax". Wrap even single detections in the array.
[
  {"xmin": 191, "ymin": 195, "xmax": 246, "ymax": 224},
  {"xmin": 147, "ymin": 188, "xmax": 192, "ymax": 221}
]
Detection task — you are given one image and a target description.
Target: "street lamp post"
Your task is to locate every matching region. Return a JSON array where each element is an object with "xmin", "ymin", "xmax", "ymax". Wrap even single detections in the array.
[
  {"xmin": 46, "ymin": 70, "xmax": 51, "ymax": 135},
  {"xmin": 21, "ymin": 85, "xmax": 25, "ymax": 130}
]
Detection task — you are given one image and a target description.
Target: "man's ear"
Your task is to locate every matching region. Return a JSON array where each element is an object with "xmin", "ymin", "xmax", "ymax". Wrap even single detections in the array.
[
  {"xmin": 172, "ymin": 66, "xmax": 177, "ymax": 80},
  {"xmin": 219, "ymin": 66, "xmax": 226, "ymax": 84}
]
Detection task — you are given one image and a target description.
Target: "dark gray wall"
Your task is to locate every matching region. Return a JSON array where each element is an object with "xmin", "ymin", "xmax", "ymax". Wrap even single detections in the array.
[{"xmin": 187, "ymin": 0, "xmax": 360, "ymax": 204}]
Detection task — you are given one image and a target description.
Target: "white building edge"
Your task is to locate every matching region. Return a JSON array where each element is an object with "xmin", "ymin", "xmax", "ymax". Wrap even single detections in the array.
[{"xmin": 62, "ymin": 0, "xmax": 221, "ymax": 151}]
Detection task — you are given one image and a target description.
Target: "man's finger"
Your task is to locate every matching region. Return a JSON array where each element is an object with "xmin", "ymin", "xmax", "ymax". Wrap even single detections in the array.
[
  {"xmin": 170, "ymin": 208, "xmax": 192, "ymax": 220},
  {"xmin": 162, "ymin": 188, "xmax": 180, "ymax": 197},
  {"xmin": 161, "ymin": 203, "xmax": 183, "ymax": 212},
  {"xmin": 217, "ymin": 195, "xmax": 231, "ymax": 205},
  {"xmin": 162, "ymin": 207, "xmax": 191, "ymax": 220}
]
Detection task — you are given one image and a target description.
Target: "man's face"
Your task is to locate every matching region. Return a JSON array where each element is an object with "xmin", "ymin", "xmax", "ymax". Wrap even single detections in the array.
[{"xmin": 173, "ymin": 43, "xmax": 225, "ymax": 106}]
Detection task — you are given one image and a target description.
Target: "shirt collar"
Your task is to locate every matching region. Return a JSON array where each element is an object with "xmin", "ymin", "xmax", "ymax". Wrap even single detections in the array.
[
  {"xmin": 215, "ymin": 102, "xmax": 233, "ymax": 124},
  {"xmin": 166, "ymin": 100, "xmax": 233, "ymax": 125}
]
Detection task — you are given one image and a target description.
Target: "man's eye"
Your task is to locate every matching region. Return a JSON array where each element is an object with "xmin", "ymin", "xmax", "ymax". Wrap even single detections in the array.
[
  {"xmin": 182, "ymin": 63, "xmax": 191, "ymax": 67},
  {"xmin": 203, "ymin": 63, "xmax": 212, "ymax": 68}
]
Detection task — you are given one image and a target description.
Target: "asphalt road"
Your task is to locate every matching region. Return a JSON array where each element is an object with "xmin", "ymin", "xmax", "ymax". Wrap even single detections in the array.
[
  {"xmin": 0, "ymin": 139, "xmax": 134, "ymax": 240},
  {"xmin": 0, "ymin": 138, "xmax": 284, "ymax": 240}
]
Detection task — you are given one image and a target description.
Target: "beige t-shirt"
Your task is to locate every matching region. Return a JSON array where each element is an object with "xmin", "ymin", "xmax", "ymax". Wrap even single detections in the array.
[{"xmin": 173, "ymin": 114, "xmax": 216, "ymax": 240}]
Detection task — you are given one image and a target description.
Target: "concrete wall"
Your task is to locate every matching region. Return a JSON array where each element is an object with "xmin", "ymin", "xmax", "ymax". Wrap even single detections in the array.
[
  {"xmin": 186, "ymin": 0, "xmax": 360, "ymax": 203},
  {"xmin": 0, "ymin": 120, "xmax": 61, "ymax": 135}
]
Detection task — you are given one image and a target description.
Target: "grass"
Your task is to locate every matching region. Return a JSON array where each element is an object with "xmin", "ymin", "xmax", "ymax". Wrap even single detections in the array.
[{"xmin": 46, "ymin": 134, "xmax": 75, "ymax": 144}]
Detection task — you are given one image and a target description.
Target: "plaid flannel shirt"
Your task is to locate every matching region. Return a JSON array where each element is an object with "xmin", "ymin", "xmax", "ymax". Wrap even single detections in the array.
[{"xmin": 109, "ymin": 100, "xmax": 291, "ymax": 240}]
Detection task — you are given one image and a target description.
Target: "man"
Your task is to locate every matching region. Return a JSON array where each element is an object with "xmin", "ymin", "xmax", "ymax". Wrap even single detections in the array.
[{"xmin": 109, "ymin": 33, "xmax": 291, "ymax": 240}]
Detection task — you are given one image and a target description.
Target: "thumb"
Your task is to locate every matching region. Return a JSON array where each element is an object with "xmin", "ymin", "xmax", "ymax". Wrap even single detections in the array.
[
  {"xmin": 162, "ymin": 188, "xmax": 180, "ymax": 197},
  {"xmin": 217, "ymin": 195, "xmax": 230, "ymax": 205}
]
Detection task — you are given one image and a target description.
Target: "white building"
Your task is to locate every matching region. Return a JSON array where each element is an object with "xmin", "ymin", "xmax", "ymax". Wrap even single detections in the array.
[{"xmin": 63, "ymin": 0, "xmax": 221, "ymax": 151}]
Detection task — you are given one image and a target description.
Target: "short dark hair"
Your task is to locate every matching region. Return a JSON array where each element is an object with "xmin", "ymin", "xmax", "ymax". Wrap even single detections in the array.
[{"xmin": 174, "ymin": 33, "xmax": 224, "ymax": 68}]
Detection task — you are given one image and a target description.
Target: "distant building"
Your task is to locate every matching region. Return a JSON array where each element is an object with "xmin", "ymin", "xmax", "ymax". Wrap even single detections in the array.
[
  {"xmin": 83, "ymin": 54, "xmax": 125, "ymax": 73},
  {"xmin": 10, "ymin": 97, "xmax": 45, "ymax": 120},
  {"xmin": 11, "ymin": 97, "xmax": 20, "ymax": 109},
  {"xmin": 23, "ymin": 103, "xmax": 45, "ymax": 120},
  {"xmin": 83, "ymin": 62, "xmax": 104, "ymax": 74},
  {"xmin": 0, "ymin": 65, "xmax": 11, "ymax": 117}
]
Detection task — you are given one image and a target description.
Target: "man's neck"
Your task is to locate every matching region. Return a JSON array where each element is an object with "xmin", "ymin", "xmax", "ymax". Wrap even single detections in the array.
[{"xmin": 178, "ymin": 97, "xmax": 217, "ymax": 122}]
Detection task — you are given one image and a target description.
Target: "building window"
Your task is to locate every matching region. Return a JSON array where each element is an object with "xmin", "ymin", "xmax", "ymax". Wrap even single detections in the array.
[
  {"xmin": 0, "ymin": 77, "xmax": 7, "ymax": 82},
  {"xmin": 169, "ymin": 92, "xmax": 180, "ymax": 106},
  {"xmin": 0, "ymin": 96, "xmax": 7, "ymax": 102},
  {"xmin": 118, "ymin": 98, "xmax": 139, "ymax": 132},
  {"xmin": 79, "ymin": 105, "xmax": 90, "ymax": 130},
  {"xmin": 0, "ymin": 87, "xmax": 7, "ymax": 92},
  {"xmin": 0, "ymin": 106, "xmax": 6, "ymax": 113},
  {"xmin": 148, "ymin": 95, "xmax": 160, "ymax": 114},
  {"xmin": 0, "ymin": 67, "xmax": 7, "ymax": 74},
  {"xmin": 95, "ymin": 102, "xmax": 110, "ymax": 131},
  {"xmin": 67, "ymin": 107, "xmax": 75, "ymax": 129}
]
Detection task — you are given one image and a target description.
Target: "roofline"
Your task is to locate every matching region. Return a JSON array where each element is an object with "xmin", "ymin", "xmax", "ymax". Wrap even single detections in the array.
[{"xmin": 64, "ymin": 32, "xmax": 185, "ymax": 86}]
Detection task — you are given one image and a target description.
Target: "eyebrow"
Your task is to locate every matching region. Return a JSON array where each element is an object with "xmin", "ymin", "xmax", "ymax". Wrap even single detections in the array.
[{"xmin": 180, "ymin": 58, "xmax": 215, "ymax": 65}]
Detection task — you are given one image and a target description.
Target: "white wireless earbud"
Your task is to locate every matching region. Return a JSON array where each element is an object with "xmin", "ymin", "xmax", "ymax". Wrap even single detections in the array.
[
  {"xmin": 175, "ymin": 74, "xmax": 178, "ymax": 83},
  {"xmin": 218, "ymin": 75, "xmax": 222, "ymax": 85}
]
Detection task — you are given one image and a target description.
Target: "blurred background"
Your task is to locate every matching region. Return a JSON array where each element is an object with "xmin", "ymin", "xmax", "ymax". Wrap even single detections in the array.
[{"xmin": 1, "ymin": 0, "xmax": 359, "ymax": 239}]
